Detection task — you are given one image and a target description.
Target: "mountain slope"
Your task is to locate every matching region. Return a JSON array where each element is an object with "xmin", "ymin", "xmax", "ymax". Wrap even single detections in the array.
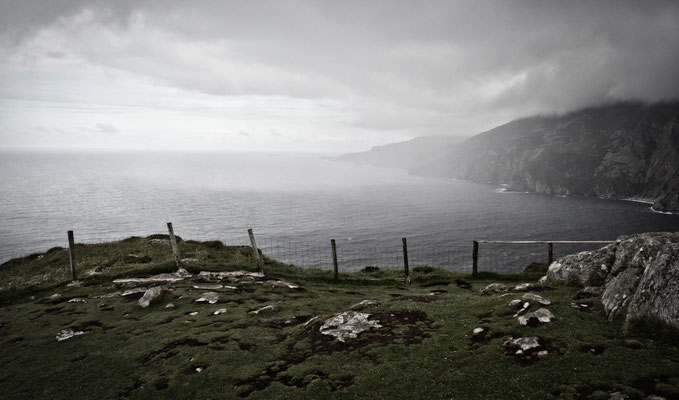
[
  {"xmin": 334, "ymin": 135, "xmax": 467, "ymax": 169},
  {"xmin": 411, "ymin": 101, "xmax": 679, "ymax": 212}
]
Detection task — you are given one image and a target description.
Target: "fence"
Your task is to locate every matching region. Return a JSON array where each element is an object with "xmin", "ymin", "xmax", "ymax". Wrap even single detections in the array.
[{"xmin": 2, "ymin": 223, "xmax": 616, "ymax": 281}]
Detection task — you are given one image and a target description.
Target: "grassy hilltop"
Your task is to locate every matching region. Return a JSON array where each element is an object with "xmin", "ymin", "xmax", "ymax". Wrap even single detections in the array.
[{"xmin": 0, "ymin": 236, "xmax": 678, "ymax": 400}]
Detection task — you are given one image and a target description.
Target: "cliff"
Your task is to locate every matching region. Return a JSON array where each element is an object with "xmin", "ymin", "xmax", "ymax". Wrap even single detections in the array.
[{"xmin": 411, "ymin": 101, "xmax": 679, "ymax": 212}]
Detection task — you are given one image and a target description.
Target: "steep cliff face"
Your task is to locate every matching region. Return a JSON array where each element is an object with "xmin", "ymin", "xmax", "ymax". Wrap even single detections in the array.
[{"xmin": 412, "ymin": 101, "xmax": 679, "ymax": 211}]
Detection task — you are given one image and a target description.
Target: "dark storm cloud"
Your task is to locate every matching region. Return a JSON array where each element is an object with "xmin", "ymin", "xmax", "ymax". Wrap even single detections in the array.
[{"xmin": 2, "ymin": 0, "xmax": 679, "ymax": 136}]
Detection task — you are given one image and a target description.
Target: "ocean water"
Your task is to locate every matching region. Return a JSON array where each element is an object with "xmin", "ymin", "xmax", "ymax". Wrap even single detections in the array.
[{"xmin": 1, "ymin": 150, "xmax": 678, "ymax": 272}]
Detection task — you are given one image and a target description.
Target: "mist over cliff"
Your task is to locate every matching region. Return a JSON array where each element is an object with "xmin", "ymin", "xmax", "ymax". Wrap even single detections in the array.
[
  {"xmin": 411, "ymin": 101, "xmax": 679, "ymax": 211},
  {"xmin": 337, "ymin": 101, "xmax": 679, "ymax": 212}
]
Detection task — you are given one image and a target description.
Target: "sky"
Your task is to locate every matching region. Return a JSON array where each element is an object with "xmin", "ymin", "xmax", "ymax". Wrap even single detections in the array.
[{"xmin": 1, "ymin": 0, "xmax": 679, "ymax": 153}]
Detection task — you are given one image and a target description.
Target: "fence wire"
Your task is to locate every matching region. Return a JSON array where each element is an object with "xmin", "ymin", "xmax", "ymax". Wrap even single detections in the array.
[{"xmin": 1, "ymin": 228, "xmax": 612, "ymax": 274}]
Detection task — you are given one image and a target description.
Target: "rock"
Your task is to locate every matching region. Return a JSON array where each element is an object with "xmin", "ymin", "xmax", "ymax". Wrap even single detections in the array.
[
  {"xmin": 193, "ymin": 284, "xmax": 223, "ymax": 290},
  {"xmin": 114, "ymin": 269, "xmax": 191, "ymax": 284},
  {"xmin": 56, "ymin": 328, "xmax": 86, "ymax": 341},
  {"xmin": 250, "ymin": 305, "xmax": 277, "ymax": 315},
  {"xmin": 513, "ymin": 302, "xmax": 531, "ymax": 317},
  {"xmin": 472, "ymin": 327, "xmax": 485, "ymax": 335},
  {"xmin": 508, "ymin": 299, "xmax": 523, "ymax": 309},
  {"xmin": 513, "ymin": 283, "xmax": 534, "ymax": 292},
  {"xmin": 503, "ymin": 336, "xmax": 541, "ymax": 352},
  {"xmin": 260, "ymin": 280, "xmax": 300, "ymax": 289},
  {"xmin": 68, "ymin": 298, "xmax": 87, "ymax": 303},
  {"xmin": 165, "ymin": 303, "xmax": 175, "ymax": 309},
  {"xmin": 319, "ymin": 311, "xmax": 382, "ymax": 342},
  {"xmin": 181, "ymin": 258, "xmax": 198, "ymax": 263},
  {"xmin": 198, "ymin": 270, "xmax": 264, "ymax": 280},
  {"xmin": 547, "ymin": 233, "xmax": 679, "ymax": 330},
  {"xmin": 645, "ymin": 395, "xmax": 667, "ymax": 400},
  {"xmin": 570, "ymin": 302, "xmax": 590, "ymax": 311},
  {"xmin": 538, "ymin": 275, "xmax": 548, "ymax": 284},
  {"xmin": 609, "ymin": 392, "xmax": 629, "ymax": 400},
  {"xmin": 518, "ymin": 308, "xmax": 554, "ymax": 325},
  {"xmin": 350, "ymin": 300, "xmax": 379, "ymax": 309},
  {"xmin": 188, "ymin": 312, "xmax": 198, "ymax": 316},
  {"xmin": 547, "ymin": 243, "xmax": 616, "ymax": 286},
  {"xmin": 480, "ymin": 283, "xmax": 508, "ymax": 295},
  {"xmin": 213, "ymin": 308, "xmax": 227, "ymax": 315},
  {"xmin": 95, "ymin": 291, "xmax": 122, "ymax": 299},
  {"xmin": 138, "ymin": 287, "xmax": 163, "ymax": 308},
  {"xmin": 195, "ymin": 292, "xmax": 219, "ymax": 304},
  {"xmin": 122, "ymin": 288, "xmax": 147, "ymax": 297},
  {"xmin": 66, "ymin": 281, "xmax": 82, "ymax": 287},
  {"xmin": 523, "ymin": 293, "xmax": 551, "ymax": 305},
  {"xmin": 537, "ymin": 350, "xmax": 549, "ymax": 357}
]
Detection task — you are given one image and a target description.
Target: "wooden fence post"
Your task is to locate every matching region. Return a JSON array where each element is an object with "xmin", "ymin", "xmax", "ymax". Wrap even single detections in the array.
[
  {"xmin": 248, "ymin": 228, "xmax": 263, "ymax": 272},
  {"xmin": 402, "ymin": 238, "xmax": 410, "ymax": 285},
  {"xmin": 67, "ymin": 230, "xmax": 77, "ymax": 281},
  {"xmin": 547, "ymin": 242, "xmax": 554, "ymax": 264},
  {"xmin": 166, "ymin": 222, "xmax": 181, "ymax": 269},
  {"xmin": 472, "ymin": 240, "xmax": 479, "ymax": 277},
  {"xmin": 331, "ymin": 239, "xmax": 338, "ymax": 281}
]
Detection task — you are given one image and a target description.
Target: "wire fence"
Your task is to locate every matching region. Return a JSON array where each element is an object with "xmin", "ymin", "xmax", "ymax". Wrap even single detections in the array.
[{"xmin": 1, "ymin": 227, "xmax": 614, "ymax": 274}]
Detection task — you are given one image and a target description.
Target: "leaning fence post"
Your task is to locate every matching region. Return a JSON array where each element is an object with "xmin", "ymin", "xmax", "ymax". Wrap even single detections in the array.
[
  {"xmin": 472, "ymin": 240, "xmax": 479, "ymax": 277},
  {"xmin": 547, "ymin": 242, "xmax": 554, "ymax": 264},
  {"xmin": 331, "ymin": 239, "xmax": 338, "ymax": 281},
  {"xmin": 67, "ymin": 230, "xmax": 77, "ymax": 281},
  {"xmin": 248, "ymin": 228, "xmax": 263, "ymax": 272},
  {"xmin": 166, "ymin": 222, "xmax": 181, "ymax": 269},
  {"xmin": 402, "ymin": 238, "xmax": 410, "ymax": 285}
]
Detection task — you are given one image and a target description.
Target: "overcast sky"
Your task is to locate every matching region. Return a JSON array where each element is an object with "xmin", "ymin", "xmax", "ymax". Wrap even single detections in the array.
[{"xmin": 1, "ymin": 0, "xmax": 678, "ymax": 153}]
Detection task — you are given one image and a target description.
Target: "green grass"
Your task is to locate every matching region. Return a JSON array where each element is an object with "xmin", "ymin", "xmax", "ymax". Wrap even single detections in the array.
[{"xmin": 0, "ymin": 237, "xmax": 678, "ymax": 399}]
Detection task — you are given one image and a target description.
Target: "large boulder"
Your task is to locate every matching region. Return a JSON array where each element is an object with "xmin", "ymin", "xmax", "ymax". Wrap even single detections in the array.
[
  {"xmin": 547, "ymin": 243, "xmax": 616, "ymax": 286},
  {"xmin": 547, "ymin": 232, "xmax": 679, "ymax": 329}
]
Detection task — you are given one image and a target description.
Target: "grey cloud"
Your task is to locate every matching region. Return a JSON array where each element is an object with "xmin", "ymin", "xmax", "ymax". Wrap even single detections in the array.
[
  {"xmin": 95, "ymin": 123, "xmax": 118, "ymax": 134},
  {"xmin": 2, "ymin": 0, "xmax": 679, "ymax": 137}
]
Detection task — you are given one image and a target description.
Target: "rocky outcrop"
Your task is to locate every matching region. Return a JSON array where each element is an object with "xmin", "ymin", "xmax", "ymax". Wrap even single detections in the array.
[
  {"xmin": 547, "ymin": 232, "xmax": 679, "ymax": 329},
  {"xmin": 412, "ymin": 101, "xmax": 679, "ymax": 212}
]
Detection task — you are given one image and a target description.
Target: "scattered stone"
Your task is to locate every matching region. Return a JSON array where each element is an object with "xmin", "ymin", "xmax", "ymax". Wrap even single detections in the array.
[
  {"xmin": 122, "ymin": 288, "xmax": 147, "ymax": 297},
  {"xmin": 570, "ymin": 302, "xmax": 590, "ymax": 311},
  {"xmin": 195, "ymin": 292, "xmax": 219, "ymax": 304},
  {"xmin": 195, "ymin": 367, "xmax": 203, "ymax": 373},
  {"xmin": 350, "ymin": 300, "xmax": 379, "ymax": 309},
  {"xmin": 645, "ymin": 395, "xmax": 667, "ymax": 400},
  {"xmin": 508, "ymin": 299, "xmax": 523, "ymax": 309},
  {"xmin": 68, "ymin": 298, "xmax": 87, "ymax": 303},
  {"xmin": 513, "ymin": 283, "xmax": 535, "ymax": 292},
  {"xmin": 250, "ymin": 305, "xmax": 277, "ymax": 315},
  {"xmin": 56, "ymin": 328, "xmax": 86, "ymax": 342},
  {"xmin": 181, "ymin": 258, "xmax": 198, "ymax": 263},
  {"xmin": 198, "ymin": 270, "xmax": 264, "ymax": 280},
  {"xmin": 138, "ymin": 287, "xmax": 163, "ymax": 308},
  {"xmin": 47, "ymin": 293, "xmax": 61, "ymax": 299},
  {"xmin": 188, "ymin": 312, "xmax": 198, "ymax": 316},
  {"xmin": 537, "ymin": 350, "xmax": 549, "ymax": 357},
  {"xmin": 260, "ymin": 280, "xmax": 300, "ymax": 289},
  {"xmin": 523, "ymin": 293, "xmax": 551, "ymax": 305},
  {"xmin": 165, "ymin": 303, "xmax": 175, "ymax": 309},
  {"xmin": 480, "ymin": 283, "xmax": 508, "ymax": 295},
  {"xmin": 319, "ymin": 311, "xmax": 382, "ymax": 342},
  {"xmin": 114, "ymin": 269, "xmax": 191, "ymax": 284},
  {"xmin": 513, "ymin": 302, "xmax": 531, "ymax": 317},
  {"xmin": 94, "ymin": 292, "xmax": 121, "ymax": 299},
  {"xmin": 67, "ymin": 281, "xmax": 82, "ymax": 287},
  {"xmin": 304, "ymin": 316, "xmax": 320, "ymax": 327},
  {"xmin": 609, "ymin": 391, "xmax": 629, "ymax": 400},
  {"xmin": 503, "ymin": 336, "xmax": 541, "ymax": 352},
  {"xmin": 538, "ymin": 275, "xmax": 548, "ymax": 284},
  {"xmin": 192, "ymin": 284, "xmax": 223, "ymax": 290},
  {"xmin": 213, "ymin": 308, "xmax": 227, "ymax": 315},
  {"xmin": 518, "ymin": 308, "xmax": 555, "ymax": 325}
]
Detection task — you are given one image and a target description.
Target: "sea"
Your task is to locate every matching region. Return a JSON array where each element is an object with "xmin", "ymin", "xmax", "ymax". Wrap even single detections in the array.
[{"xmin": 1, "ymin": 150, "xmax": 678, "ymax": 273}]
